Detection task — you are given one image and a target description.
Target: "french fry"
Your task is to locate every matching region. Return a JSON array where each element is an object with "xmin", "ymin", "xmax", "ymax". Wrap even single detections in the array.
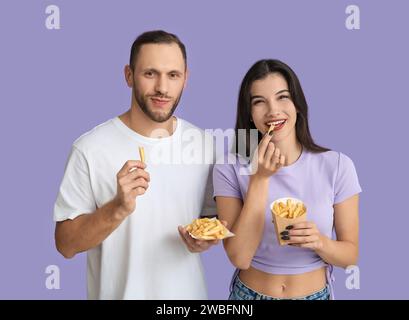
[
  {"xmin": 268, "ymin": 123, "xmax": 275, "ymax": 135},
  {"xmin": 279, "ymin": 210, "xmax": 288, "ymax": 218},
  {"xmin": 288, "ymin": 210, "xmax": 293, "ymax": 219},
  {"xmin": 273, "ymin": 203, "xmax": 280, "ymax": 215},
  {"xmin": 202, "ymin": 224, "xmax": 214, "ymax": 233},
  {"xmin": 139, "ymin": 146, "xmax": 145, "ymax": 163},
  {"xmin": 203, "ymin": 226, "xmax": 223, "ymax": 236},
  {"xmin": 292, "ymin": 203, "xmax": 302, "ymax": 218}
]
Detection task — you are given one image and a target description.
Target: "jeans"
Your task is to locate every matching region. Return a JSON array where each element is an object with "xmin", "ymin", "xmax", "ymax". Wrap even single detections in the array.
[{"xmin": 229, "ymin": 274, "xmax": 330, "ymax": 300}]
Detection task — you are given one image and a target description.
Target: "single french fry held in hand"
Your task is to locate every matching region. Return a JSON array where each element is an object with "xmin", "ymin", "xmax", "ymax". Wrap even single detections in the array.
[
  {"xmin": 185, "ymin": 218, "xmax": 235, "ymax": 240},
  {"xmin": 268, "ymin": 123, "xmax": 275, "ymax": 135},
  {"xmin": 139, "ymin": 146, "xmax": 145, "ymax": 163}
]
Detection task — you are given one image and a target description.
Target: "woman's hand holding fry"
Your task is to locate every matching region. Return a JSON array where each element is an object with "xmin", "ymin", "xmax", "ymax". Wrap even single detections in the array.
[
  {"xmin": 252, "ymin": 133, "xmax": 285, "ymax": 179},
  {"xmin": 282, "ymin": 221, "xmax": 325, "ymax": 250}
]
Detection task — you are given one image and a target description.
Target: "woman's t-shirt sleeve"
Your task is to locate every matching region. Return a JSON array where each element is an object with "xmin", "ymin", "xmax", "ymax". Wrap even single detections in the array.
[
  {"xmin": 334, "ymin": 152, "xmax": 362, "ymax": 204},
  {"xmin": 213, "ymin": 163, "xmax": 242, "ymax": 200}
]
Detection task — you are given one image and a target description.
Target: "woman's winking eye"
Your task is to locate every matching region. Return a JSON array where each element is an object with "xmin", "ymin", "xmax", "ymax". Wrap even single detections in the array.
[
  {"xmin": 252, "ymin": 99, "xmax": 264, "ymax": 106},
  {"xmin": 278, "ymin": 95, "xmax": 290, "ymax": 100}
]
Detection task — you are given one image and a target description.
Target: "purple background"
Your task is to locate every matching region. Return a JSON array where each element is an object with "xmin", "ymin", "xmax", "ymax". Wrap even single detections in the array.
[{"xmin": 1, "ymin": 0, "xmax": 408, "ymax": 299}]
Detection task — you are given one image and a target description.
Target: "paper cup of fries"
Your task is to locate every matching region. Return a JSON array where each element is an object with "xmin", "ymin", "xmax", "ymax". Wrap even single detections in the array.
[
  {"xmin": 185, "ymin": 218, "xmax": 235, "ymax": 241},
  {"xmin": 271, "ymin": 197, "xmax": 307, "ymax": 246}
]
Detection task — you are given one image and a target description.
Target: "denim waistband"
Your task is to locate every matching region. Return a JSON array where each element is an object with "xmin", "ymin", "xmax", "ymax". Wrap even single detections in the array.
[
  {"xmin": 229, "ymin": 265, "xmax": 334, "ymax": 300},
  {"xmin": 231, "ymin": 274, "xmax": 330, "ymax": 300}
]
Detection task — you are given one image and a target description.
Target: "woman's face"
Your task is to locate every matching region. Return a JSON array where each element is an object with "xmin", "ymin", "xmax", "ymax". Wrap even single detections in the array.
[{"xmin": 250, "ymin": 73, "xmax": 298, "ymax": 142}]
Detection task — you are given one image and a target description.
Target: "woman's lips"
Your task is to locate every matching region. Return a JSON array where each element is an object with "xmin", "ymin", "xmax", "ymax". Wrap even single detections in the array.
[{"xmin": 266, "ymin": 120, "xmax": 286, "ymax": 132}]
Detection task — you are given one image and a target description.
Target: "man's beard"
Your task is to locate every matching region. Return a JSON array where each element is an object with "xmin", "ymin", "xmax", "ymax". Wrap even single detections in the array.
[{"xmin": 132, "ymin": 83, "xmax": 183, "ymax": 123}]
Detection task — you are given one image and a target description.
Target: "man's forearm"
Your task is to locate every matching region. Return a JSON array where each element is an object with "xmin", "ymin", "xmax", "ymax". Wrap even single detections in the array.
[{"xmin": 55, "ymin": 199, "xmax": 128, "ymax": 258}]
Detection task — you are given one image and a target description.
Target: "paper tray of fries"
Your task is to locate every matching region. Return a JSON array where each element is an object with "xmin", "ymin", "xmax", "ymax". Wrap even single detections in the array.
[
  {"xmin": 185, "ymin": 217, "xmax": 235, "ymax": 240},
  {"xmin": 271, "ymin": 197, "xmax": 307, "ymax": 246}
]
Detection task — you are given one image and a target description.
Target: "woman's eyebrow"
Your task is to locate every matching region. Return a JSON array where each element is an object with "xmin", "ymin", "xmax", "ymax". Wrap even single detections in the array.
[{"xmin": 275, "ymin": 89, "xmax": 290, "ymax": 95}]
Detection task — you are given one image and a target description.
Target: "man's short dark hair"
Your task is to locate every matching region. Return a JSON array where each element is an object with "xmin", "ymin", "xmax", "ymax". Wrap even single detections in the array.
[{"xmin": 129, "ymin": 30, "xmax": 187, "ymax": 70}]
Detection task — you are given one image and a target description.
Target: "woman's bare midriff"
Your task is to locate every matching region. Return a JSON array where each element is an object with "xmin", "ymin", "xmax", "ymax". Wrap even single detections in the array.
[{"xmin": 238, "ymin": 266, "xmax": 327, "ymax": 298}]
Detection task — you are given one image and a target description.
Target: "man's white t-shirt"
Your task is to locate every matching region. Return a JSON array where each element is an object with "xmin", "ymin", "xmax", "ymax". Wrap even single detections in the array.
[{"xmin": 54, "ymin": 116, "xmax": 215, "ymax": 299}]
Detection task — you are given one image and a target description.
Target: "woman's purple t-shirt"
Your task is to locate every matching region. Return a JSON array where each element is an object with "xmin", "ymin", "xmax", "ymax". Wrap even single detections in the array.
[{"xmin": 213, "ymin": 149, "xmax": 362, "ymax": 275}]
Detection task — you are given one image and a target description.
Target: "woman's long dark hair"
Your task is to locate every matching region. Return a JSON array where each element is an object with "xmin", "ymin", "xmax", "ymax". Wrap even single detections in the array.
[{"xmin": 233, "ymin": 59, "xmax": 330, "ymax": 158}]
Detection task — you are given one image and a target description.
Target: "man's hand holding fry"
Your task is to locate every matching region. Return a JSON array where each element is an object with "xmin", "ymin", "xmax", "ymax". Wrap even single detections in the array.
[
  {"xmin": 113, "ymin": 160, "xmax": 150, "ymax": 219},
  {"xmin": 178, "ymin": 218, "xmax": 229, "ymax": 253}
]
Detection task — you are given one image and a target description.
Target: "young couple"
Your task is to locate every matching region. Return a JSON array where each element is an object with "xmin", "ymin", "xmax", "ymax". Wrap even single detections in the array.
[{"xmin": 54, "ymin": 30, "xmax": 361, "ymax": 300}]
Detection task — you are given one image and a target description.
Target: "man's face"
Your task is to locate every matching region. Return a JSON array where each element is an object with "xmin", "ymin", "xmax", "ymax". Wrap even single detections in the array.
[{"xmin": 130, "ymin": 43, "xmax": 187, "ymax": 122}]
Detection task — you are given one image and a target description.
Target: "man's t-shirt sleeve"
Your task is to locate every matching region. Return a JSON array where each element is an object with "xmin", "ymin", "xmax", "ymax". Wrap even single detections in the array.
[
  {"xmin": 53, "ymin": 145, "xmax": 97, "ymax": 222},
  {"xmin": 334, "ymin": 152, "xmax": 362, "ymax": 204}
]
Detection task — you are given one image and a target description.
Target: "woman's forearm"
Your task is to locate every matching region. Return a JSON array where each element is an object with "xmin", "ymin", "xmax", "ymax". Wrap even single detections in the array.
[
  {"xmin": 315, "ymin": 236, "xmax": 359, "ymax": 268},
  {"xmin": 226, "ymin": 176, "xmax": 269, "ymax": 269}
]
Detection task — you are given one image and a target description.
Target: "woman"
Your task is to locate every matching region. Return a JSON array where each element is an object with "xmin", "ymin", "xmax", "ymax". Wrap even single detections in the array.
[{"xmin": 213, "ymin": 59, "xmax": 362, "ymax": 300}]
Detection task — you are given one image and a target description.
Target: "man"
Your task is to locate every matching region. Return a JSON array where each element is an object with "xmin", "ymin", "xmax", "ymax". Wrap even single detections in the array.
[{"xmin": 54, "ymin": 30, "xmax": 218, "ymax": 299}]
